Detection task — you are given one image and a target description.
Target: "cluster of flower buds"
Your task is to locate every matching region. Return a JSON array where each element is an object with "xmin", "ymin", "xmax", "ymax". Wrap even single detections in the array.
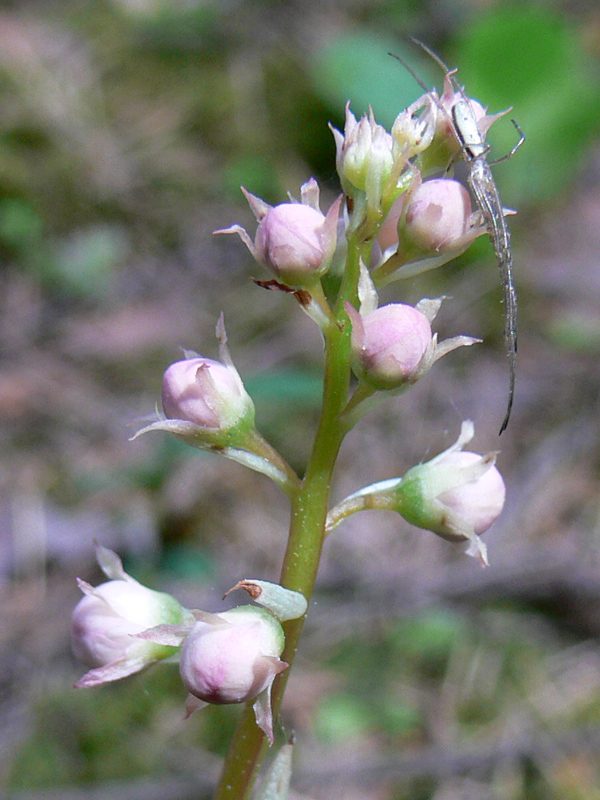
[{"xmin": 72, "ymin": 547, "xmax": 307, "ymax": 744}]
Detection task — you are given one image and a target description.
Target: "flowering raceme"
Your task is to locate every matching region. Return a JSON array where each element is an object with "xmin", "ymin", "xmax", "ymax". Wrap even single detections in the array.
[{"xmin": 71, "ymin": 45, "xmax": 520, "ymax": 796}]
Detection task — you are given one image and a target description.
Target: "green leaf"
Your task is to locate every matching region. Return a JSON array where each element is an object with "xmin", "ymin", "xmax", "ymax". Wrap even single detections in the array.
[
  {"xmin": 311, "ymin": 31, "xmax": 440, "ymax": 129},
  {"xmin": 453, "ymin": 6, "xmax": 600, "ymax": 204}
]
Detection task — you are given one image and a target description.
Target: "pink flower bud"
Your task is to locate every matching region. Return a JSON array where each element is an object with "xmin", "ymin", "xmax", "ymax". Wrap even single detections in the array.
[
  {"xmin": 402, "ymin": 178, "xmax": 475, "ymax": 255},
  {"xmin": 179, "ymin": 607, "xmax": 287, "ymax": 706},
  {"xmin": 72, "ymin": 546, "xmax": 192, "ymax": 687},
  {"xmin": 162, "ymin": 357, "xmax": 254, "ymax": 431},
  {"xmin": 215, "ymin": 179, "xmax": 341, "ymax": 287},
  {"xmin": 335, "ymin": 423, "xmax": 504, "ymax": 565},
  {"xmin": 436, "ymin": 74, "xmax": 488, "ymax": 152},
  {"xmin": 395, "ymin": 421, "xmax": 505, "ymax": 564},
  {"xmin": 348, "ymin": 302, "xmax": 433, "ymax": 389},
  {"xmin": 254, "ymin": 203, "xmax": 332, "ymax": 285},
  {"xmin": 434, "ymin": 451, "xmax": 506, "ymax": 536},
  {"xmin": 72, "ymin": 580, "xmax": 179, "ymax": 668}
]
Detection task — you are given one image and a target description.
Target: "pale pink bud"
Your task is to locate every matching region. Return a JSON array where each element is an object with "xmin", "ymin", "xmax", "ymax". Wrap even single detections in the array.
[
  {"xmin": 395, "ymin": 421, "xmax": 505, "ymax": 564},
  {"xmin": 436, "ymin": 74, "xmax": 489, "ymax": 151},
  {"xmin": 72, "ymin": 581, "xmax": 180, "ymax": 668},
  {"xmin": 348, "ymin": 302, "xmax": 433, "ymax": 389},
  {"xmin": 334, "ymin": 423, "xmax": 504, "ymax": 565},
  {"xmin": 254, "ymin": 203, "xmax": 332, "ymax": 284},
  {"xmin": 215, "ymin": 180, "xmax": 341, "ymax": 287},
  {"xmin": 72, "ymin": 546, "xmax": 192, "ymax": 687},
  {"xmin": 402, "ymin": 178, "xmax": 476, "ymax": 254},
  {"xmin": 162, "ymin": 357, "xmax": 254, "ymax": 431},
  {"xmin": 434, "ymin": 451, "xmax": 506, "ymax": 536},
  {"xmin": 179, "ymin": 607, "xmax": 287, "ymax": 706}
]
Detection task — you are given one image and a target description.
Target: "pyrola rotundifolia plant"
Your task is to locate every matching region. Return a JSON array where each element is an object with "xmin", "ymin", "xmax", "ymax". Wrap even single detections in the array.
[{"xmin": 72, "ymin": 62, "xmax": 512, "ymax": 799}]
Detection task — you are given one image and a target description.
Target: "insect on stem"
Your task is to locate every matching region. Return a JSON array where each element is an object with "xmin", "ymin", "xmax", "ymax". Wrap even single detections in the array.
[{"xmin": 392, "ymin": 39, "xmax": 524, "ymax": 434}]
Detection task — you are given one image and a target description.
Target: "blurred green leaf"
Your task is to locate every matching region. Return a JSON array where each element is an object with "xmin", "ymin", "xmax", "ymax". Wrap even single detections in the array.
[
  {"xmin": 0, "ymin": 198, "xmax": 43, "ymax": 251},
  {"xmin": 160, "ymin": 542, "xmax": 216, "ymax": 580},
  {"xmin": 391, "ymin": 608, "xmax": 466, "ymax": 663},
  {"xmin": 548, "ymin": 311, "xmax": 600, "ymax": 352},
  {"xmin": 453, "ymin": 6, "xmax": 600, "ymax": 204},
  {"xmin": 378, "ymin": 698, "xmax": 422, "ymax": 735},
  {"xmin": 223, "ymin": 154, "xmax": 281, "ymax": 204},
  {"xmin": 42, "ymin": 224, "xmax": 130, "ymax": 299},
  {"xmin": 313, "ymin": 693, "xmax": 372, "ymax": 743},
  {"xmin": 311, "ymin": 31, "xmax": 441, "ymax": 129}
]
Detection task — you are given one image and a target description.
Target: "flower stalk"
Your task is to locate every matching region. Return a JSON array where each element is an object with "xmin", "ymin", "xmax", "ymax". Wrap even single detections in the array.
[{"xmin": 70, "ymin": 58, "xmax": 516, "ymax": 799}]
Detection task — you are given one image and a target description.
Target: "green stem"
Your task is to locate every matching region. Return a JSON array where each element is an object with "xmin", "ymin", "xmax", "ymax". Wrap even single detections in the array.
[
  {"xmin": 214, "ymin": 260, "xmax": 357, "ymax": 800},
  {"xmin": 241, "ymin": 429, "xmax": 302, "ymax": 499}
]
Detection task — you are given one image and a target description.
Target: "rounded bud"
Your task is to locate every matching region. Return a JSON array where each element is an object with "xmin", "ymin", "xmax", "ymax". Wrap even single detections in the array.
[
  {"xmin": 433, "ymin": 451, "xmax": 506, "ymax": 537},
  {"xmin": 254, "ymin": 203, "xmax": 331, "ymax": 285},
  {"xmin": 349, "ymin": 303, "xmax": 433, "ymax": 389},
  {"xmin": 179, "ymin": 607, "xmax": 287, "ymax": 705},
  {"xmin": 72, "ymin": 579, "xmax": 182, "ymax": 668},
  {"xmin": 162, "ymin": 357, "xmax": 254, "ymax": 431},
  {"xmin": 402, "ymin": 179, "xmax": 473, "ymax": 255},
  {"xmin": 393, "ymin": 423, "xmax": 506, "ymax": 564}
]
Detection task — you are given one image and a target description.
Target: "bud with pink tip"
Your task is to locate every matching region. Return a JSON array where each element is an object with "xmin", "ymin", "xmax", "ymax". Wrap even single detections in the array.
[
  {"xmin": 162, "ymin": 356, "xmax": 254, "ymax": 432},
  {"xmin": 72, "ymin": 545, "xmax": 194, "ymax": 688},
  {"xmin": 347, "ymin": 302, "xmax": 433, "ymax": 389},
  {"xmin": 346, "ymin": 298, "xmax": 478, "ymax": 392},
  {"xmin": 402, "ymin": 178, "xmax": 482, "ymax": 255},
  {"xmin": 215, "ymin": 178, "xmax": 341, "ymax": 287},
  {"xmin": 180, "ymin": 607, "xmax": 286, "ymax": 705},
  {"xmin": 326, "ymin": 422, "xmax": 504, "ymax": 565},
  {"xmin": 394, "ymin": 422, "xmax": 505, "ymax": 566},
  {"xmin": 388, "ymin": 421, "xmax": 504, "ymax": 564},
  {"xmin": 137, "ymin": 579, "xmax": 305, "ymax": 744},
  {"xmin": 180, "ymin": 606, "xmax": 288, "ymax": 743},
  {"xmin": 372, "ymin": 178, "xmax": 487, "ymax": 285},
  {"xmin": 418, "ymin": 73, "xmax": 511, "ymax": 175},
  {"xmin": 133, "ymin": 316, "xmax": 256, "ymax": 450}
]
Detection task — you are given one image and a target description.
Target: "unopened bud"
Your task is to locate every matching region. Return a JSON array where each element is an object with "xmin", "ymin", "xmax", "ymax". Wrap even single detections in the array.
[
  {"xmin": 162, "ymin": 357, "xmax": 254, "ymax": 432},
  {"xmin": 348, "ymin": 302, "xmax": 433, "ymax": 389},
  {"xmin": 401, "ymin": 178, "xmax": 480, "ymax": 256},
  {"xmin": 394, "ymin": 422, "xmax": 505, "ymax": 564},
  {"xmin": 328, "ymin": 422, "xmax": 504, "ymax": 565},
  {"xmin": 180, "ymin": 606, "xmax": 287, "ymax": 707},
  {"xmin": 216, "ymin": 179, "xmax": 340, "ymax": 287},
  {"xmin": 72, "ymin": 546, "xmax": 193, "ymax": 687}
]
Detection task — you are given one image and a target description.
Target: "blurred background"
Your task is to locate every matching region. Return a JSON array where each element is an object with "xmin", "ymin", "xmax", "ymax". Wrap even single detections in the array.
[{"xmin": 1, "ymin": 0, "xmax": 600, "ymax": 798}]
